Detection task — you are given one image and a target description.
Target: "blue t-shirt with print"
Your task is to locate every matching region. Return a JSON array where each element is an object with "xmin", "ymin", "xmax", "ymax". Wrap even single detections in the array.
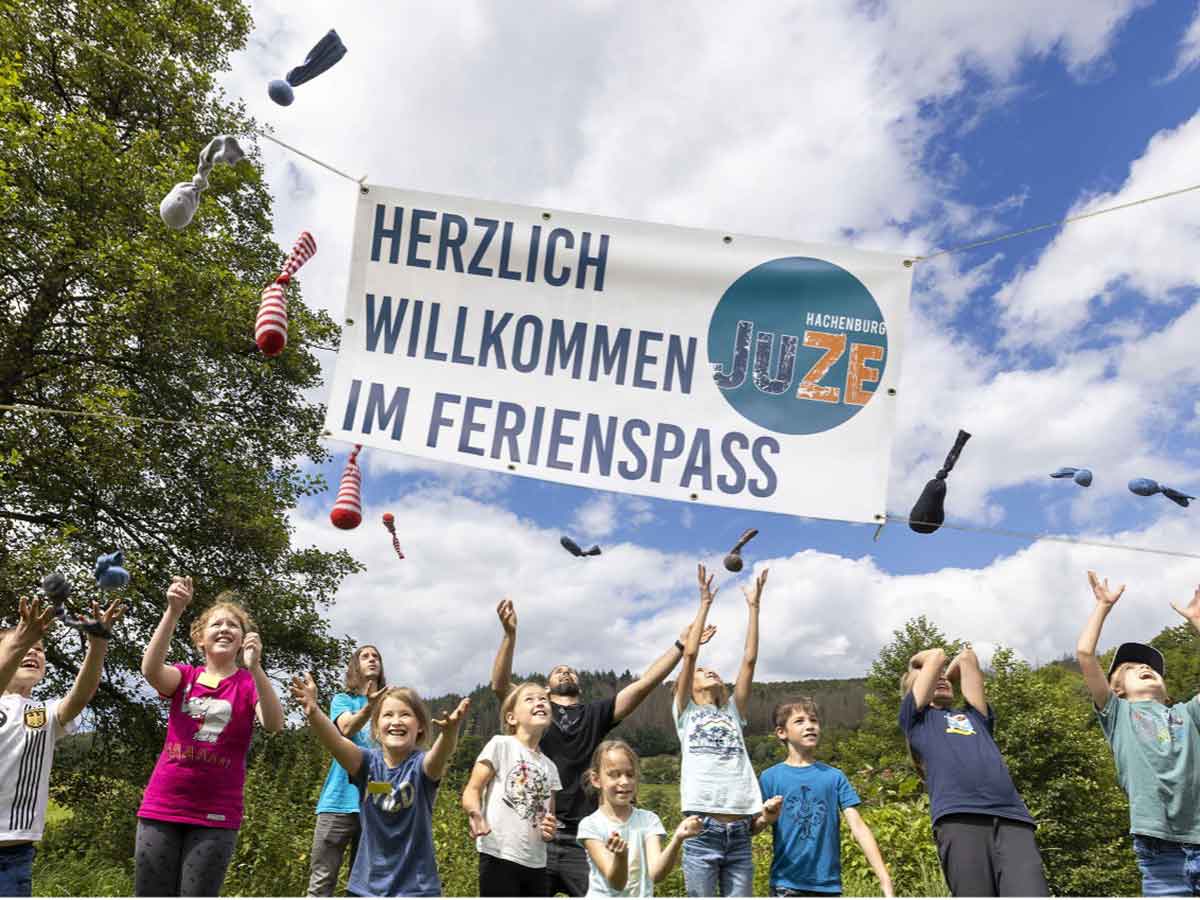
[
  {"xmin": 315, "ymin": 693, "xmax": 374, "ymax": 814},
  {"xmin": 348, "ymin": 748, "xmax": 441, "ymax": 897},
  {"xmin": 759, "ymin": 762, "xmax": 860, "ymax": 894},
  {"xmin": 898, "ymin": 691, "xmax": 1032, "ymax": 826}
]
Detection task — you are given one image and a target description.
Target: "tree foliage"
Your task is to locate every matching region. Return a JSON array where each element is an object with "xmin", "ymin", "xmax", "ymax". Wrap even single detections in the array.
[{"xmin": 0, "ymin": 0, "xmax": 358, "ymax": 756}]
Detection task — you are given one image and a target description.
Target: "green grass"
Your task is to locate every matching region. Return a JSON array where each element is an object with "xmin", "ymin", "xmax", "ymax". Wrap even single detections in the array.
[{"xmin": 44, "ymin": 800, "xmax": 72, "ymax": 827}]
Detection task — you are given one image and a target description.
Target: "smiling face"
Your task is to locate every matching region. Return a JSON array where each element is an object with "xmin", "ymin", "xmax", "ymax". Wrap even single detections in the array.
[
  {"xmin": 6, "ymin": 639, "xmax": 46, "ymax": 695},
  {"xmin": 376, "ymin": 697, "xmax": 422, "ymax": 754},
  {"xmin": 504, "ymin": 683, "xmax": 551, "ymax": 735},
  {"xmin": 201, "ymin": 606, "xmax": 245, "ymax": 662},
  {"xmin": 691, "ymin": 667, "xmax": 728, "ymax": 706},
  {"xmin": 592, "ymin": 746, "xmax": 639, "ymax": 811},
  {"xmin": 1113, "ymin": 662, "xmax": 1167, "ymax": 702}
]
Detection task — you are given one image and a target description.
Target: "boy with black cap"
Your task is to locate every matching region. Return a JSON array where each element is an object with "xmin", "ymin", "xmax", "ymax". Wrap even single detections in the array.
[
  {"xmin": 899, "ymin": 644, "xmax": 1048, "ymax": 896},
  {"xmin": 1077, "ymin": 570, "xmax": 1200, "ymax": 895}
]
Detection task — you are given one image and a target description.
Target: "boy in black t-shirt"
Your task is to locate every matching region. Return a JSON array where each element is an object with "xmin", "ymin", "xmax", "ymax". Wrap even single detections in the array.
[
  {"xmin": 490, "ymin": 598, "xmax": 713, "ymax": 897},
  {"xmin": 898, "ymin": 645, "xmax": 1048, "ymax": 897}
]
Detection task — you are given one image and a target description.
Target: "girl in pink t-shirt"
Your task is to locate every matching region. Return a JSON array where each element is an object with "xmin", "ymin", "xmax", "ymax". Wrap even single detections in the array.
[{"xmin": 134, "ymin": 576, "xmax": 285, "ymax": 896}]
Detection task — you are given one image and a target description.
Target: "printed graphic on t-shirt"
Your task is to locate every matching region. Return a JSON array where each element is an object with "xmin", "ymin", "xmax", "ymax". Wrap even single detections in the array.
[
  {"xmin": 943, "ymin": 712, "xmax": 975, "ymax": 736},
  {"xmin": 23, "ymin": 707, "xmax": 47, "ymax": 730},
  {"xmin": 1132, "ymin": 707, "xmax": 1184, "ymax": 746},
  {"xmin": 183, "ymin": 689, "xmax": 234, "ymax": 744},
  {"xmin": 687, "ymin": 708, "xmax": 744, "ymax": 759},
  {"xmin": 785, "ymin": 785, "xmax": 828, "ymax": 842},
  {"xmin": 369, "ymin": 779, "xmax": 415, "ymax": 813},
  {"xmin": 0, "ymin": 708, "xmax": 7, "ymax": 728},
  {"xmin": 503, "ymin": 759, "xmax": 552, "ymax": 825}
]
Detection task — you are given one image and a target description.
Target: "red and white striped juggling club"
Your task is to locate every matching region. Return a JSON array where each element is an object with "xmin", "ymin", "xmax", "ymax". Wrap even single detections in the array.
[
  {"xmin": 330, "ymin": 444, "xmax": 363, "ymax": 530},
  {"xmin": 255, "ymin": 230, "xmax": 317, "ymax": 357}
]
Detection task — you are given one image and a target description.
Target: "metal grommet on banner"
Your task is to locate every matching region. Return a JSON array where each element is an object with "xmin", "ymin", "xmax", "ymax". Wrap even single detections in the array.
[
  {"xmin": 887, "ymin": 388, "xmax": 897, "ymax": 396},
  {"xmin": 507, "ymin": 464, "xmax": 515, "ymax": 471},
  {"xmin": 722, "ymin": 235, "xmax": 733, "ymax": 244},
  {"xmin": 903, "ymin": 259, "xmax": 914, "ymax": 268},
  {"xmin": 542, "ymin": 212, "xmax": 551, "ymax": 221},
  {"xmin": 345, "ymin": 318, "xmax": 354, "ymax": 325},
  {"xmin": 689, "ymin": 493, "xmax": 699, "ymax": 501}
]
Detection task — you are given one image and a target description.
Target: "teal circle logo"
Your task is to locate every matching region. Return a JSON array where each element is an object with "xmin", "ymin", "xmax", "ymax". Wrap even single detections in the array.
[{"xmin": 707, "ymin": 257, "xmax": 888, "ymax": 435}]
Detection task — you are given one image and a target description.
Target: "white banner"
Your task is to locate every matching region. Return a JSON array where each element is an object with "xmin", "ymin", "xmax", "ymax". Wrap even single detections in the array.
[{"xmin": 324, "ymin": 185, "xmax": 912, "ymax": 524}]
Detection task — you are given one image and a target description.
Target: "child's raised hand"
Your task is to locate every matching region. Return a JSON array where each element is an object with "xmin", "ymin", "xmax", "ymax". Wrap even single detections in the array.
[
  {"xmin": 1088, "ymin": 570, "xmax": 1125, "ymax": 608},
  {"xmin": 605, "ymin": 830, "xmax": 628, "ymax": 856},
  {"xmin": 289, "ymin": 672, "xmax": 319, "ymax": 715},
  {"xmin": 243, "ymin": 632, "xmax": 263, "ymax": 670},
  {"xmin": 676, "ymin": 624, "xmax": 717, "ymax": 646},
  {"xmin": 16, "ymin": 596, "xmax": 56, "ymax": 643},
  {"xmin": 697, "ymin": 564, "xmax": 718, "ymax": 605},
  {"xmin": 496, "ymin": 598, "xmax": 517, "ymax": 635},
  {"xmin": 165, "ymin": 575, "xmax": 194, "ymax": 615},
  {"xmin": 540, "ymin": 811, "xmax": 558, "ymax": 842},
  {"xmin": 743, "ymin": 568, "xmax": 769, "ymax": 609},
  {"xmin": 433, "ymin": 697, "xmax": 471, "ymax": 731},
  {"xmin": 676, "ymin": 815, "xmax": 704, "ymax": 839},
  {"xmin": 762, "ymin": 795, "xmax": 784, "ymax": 825},
  {"xmin": 1171, "ymin": 585, "xmax": 1200, "ymax": 627},
  {"xmin": 83, "ymin": 597, "xmax": 126, "ymax": 640},
  {"xmin": 467, "ymin": 809, "xmax": 491, "ymax": 838}
]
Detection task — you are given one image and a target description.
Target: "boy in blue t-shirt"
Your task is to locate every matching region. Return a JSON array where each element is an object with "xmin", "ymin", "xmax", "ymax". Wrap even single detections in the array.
[
  {"xmin": 754, "ymin": 698, "xmax": 893, "ymax": 897},
  {"xmin": 899, "ymin": 645, "xmax": 1048, "ymax": 896}
]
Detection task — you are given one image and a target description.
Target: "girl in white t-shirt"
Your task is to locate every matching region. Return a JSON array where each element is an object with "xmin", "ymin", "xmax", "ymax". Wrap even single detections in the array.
[
  {"xmin": 462, "ymin": 681, "xmax": 561, "ymax": 897},
  {"xmin": 577, "ymin": 740, "xmax": 702, "ymax": 896},
  {"xmin": 673, "ymin": 563, "xmax": 768, "ymax": 897}
]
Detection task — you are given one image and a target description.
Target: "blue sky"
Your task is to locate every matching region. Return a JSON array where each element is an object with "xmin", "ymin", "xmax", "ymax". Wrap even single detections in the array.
[{"xmin": 219, "ymin": 1, "xmax": 1200, "ymax": 695}]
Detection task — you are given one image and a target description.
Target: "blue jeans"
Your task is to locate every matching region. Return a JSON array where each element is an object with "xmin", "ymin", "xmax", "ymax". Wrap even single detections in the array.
[
  {"xmin": 1133, "ymin": 835, "xmax": 1200, "ymax": 896},
  {"xmin": 681, "ymin": 815, "xmax": 754, "ymax": 897},
  {"xmin": 0, "ymin": 844, "xmax": 35, "ymax": 897}
]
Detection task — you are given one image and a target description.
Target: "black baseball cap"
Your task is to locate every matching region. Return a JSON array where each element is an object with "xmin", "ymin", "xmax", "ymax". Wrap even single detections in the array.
[{"xmin": 1107, "ymin": 642, "xmax": 1165, "ymax": 680}]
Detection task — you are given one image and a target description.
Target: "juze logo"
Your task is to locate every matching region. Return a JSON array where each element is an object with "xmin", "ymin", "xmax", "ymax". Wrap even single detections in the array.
[{"xmin": 711, "ymin": 320, "xmax": 884, "ymax": 406}]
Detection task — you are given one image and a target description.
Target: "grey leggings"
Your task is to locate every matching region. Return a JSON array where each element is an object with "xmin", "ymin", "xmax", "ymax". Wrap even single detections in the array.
[{"xmin": 134, "ymin": 818, "xmax": 239, "ymax": 896}]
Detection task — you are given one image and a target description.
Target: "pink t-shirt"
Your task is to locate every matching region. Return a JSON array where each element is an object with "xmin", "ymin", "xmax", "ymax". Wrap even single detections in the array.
[{"xmin": 138, "ymin": 663, "xmax": 259, "ymax": 829}]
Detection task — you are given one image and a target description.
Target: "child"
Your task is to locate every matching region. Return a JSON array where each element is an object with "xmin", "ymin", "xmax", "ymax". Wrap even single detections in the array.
[
  {"xmin": 673, "ymin": 563, "xmax": 767, "ymax": 897},
  {"xmin": 0, "ymin": 594, "xmax": 122, "ymax": 897},
  {"xmin": 899, "ymin": 644, "xmax": 1048, "ymax": 896},
  {"xmin": 135, "ymin": 577, "xmax": 285, "ymax": 897},
  {"xmin": 577, "ymin": 739, "xmax": 703, "ymax": 896},
  {"xmin": 1076, "ymin": 571, "xmax": 1200, "ymax": 895},
  {"xmin": 755, "ymin": 698, "xmax": 893, "ymax": 897},
  {"xmin": 291, "ymin": 673, "xmax": 469, "ymax": 897},
  {"xmin": 307, "ymin": 644, "xmax": 388, "ymax": 896},
  {"xmin": 462, "ymin": 681, "xmax": 562, "ymax": 897}
]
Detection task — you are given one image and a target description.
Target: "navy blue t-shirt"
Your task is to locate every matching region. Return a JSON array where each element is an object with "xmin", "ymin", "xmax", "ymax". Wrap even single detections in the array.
[
  {"xmin": 349, "ymin": 748, "xmax": 441, "ymax": 897},
  {"xmin": 898, "ymin": 692, "xmax": 1033, "ymax": 826}
]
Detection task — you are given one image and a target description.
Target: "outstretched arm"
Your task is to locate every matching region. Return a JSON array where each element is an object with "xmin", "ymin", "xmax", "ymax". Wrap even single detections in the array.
[
  {"xmin": 291, "ymin": 673, "xmax": 366, "ymax": 776},
  {"xmin": 59, "ymin": 600, "xmax": 124, "ymax": 726},
  {"xmin": 946, "ymin": 645, "xmax": 986, "ymax": 716},
  {"xmin": 843, "ymin": 807, "xmax": 894, "ymax": 898},
  {"xmin": 734, "ymin": 569, "xmax": 768, "ymax": 715},
  {"xmin": 614, "ymin": 623, "xmax": 716, "ymax": 723},
  {"xmin": 0, "ymin": 597, "xmax": 56, "ymax": 694},
  {"xmin": 141, "ymin": 576, "xmax": 193, "ymax": 697},
  {"xmin": 675, "ymin": 565, "xmax": 716, "ymax": 717},
  {"xmin": 648, "ymin": 816, "xmax": 704, "ymax": 883},
  {"xmin": 908, "ymin": 647, "xmax": 947, "ymax": 711},
  {"xmin": 489, "ymin": 598, "xmax": 517, "ymax": 703},
  {"xmin": 1077, "ymin": 571, "xmax": 1124, "ymax": 708},
  {"xmin": 424, "ymin": 698, "xmax": 471, "ymax": 780}
]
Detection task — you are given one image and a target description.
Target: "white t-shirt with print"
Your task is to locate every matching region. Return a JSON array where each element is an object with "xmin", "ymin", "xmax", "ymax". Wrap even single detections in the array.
[
  {"xmin": 0, "ymin": 695, "xmax": 78, "ymax": 842},
  {"xmin": 475, "ymin": 735, "xmax": 563, "ymax": 868},
  {"xmin": 675, "ymin": 697, "xmax": 762, "ymax": 815},
  {"xmin": 577, "ymin": 807, "xmax": 666, "ymax": 897}
]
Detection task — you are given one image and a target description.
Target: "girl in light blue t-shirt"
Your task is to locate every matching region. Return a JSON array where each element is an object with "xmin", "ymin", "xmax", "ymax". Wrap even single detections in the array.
[
  {"xmin": 578, "ymin": 740, "xmax": 702, "ymax": 896},
  {"xmin": 672, "ymin": 564, "xmax": 768, "ymax": 897}
]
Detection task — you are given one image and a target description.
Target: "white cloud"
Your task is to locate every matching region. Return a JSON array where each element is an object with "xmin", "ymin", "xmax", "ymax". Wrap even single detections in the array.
[
  {"xmin": 1164, "ymin": 3, "xmax": 1200, "ymax": 81},
  {"xmin": 290, "ymin": 486, "xmax": 1200, "ymax": 696}
]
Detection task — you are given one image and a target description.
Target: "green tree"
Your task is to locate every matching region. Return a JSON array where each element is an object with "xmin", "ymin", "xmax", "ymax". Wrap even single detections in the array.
[{"xmin": 0, "ymin": 0, "xmax": 357, "ymax": 761}]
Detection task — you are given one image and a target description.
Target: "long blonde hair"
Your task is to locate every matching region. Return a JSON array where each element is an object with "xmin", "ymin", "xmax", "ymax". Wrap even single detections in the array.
[
  {"xmin": 584, "ymin": 739, "xmax": 641, "ymax": 804},
  {"xmin": 369, "ymin": 687, "xmax": 432, "ymax": 748}
]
